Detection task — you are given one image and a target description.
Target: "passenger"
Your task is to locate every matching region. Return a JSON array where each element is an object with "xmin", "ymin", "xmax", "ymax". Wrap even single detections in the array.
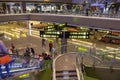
[
  {"xmin": 22, "ymin": 57, "xmax": 29, "ymax": 68},
  {"xmin": 42, "ymin": 52, "xmax": 45, "ymax": 57},
  {"xmin": 0, "ymin": 40, "xmax": 12, "ymax": 79},
  {"xmin": 52, "ymin": 47, "xmax": 55, "ymax": 54},
  {"xmin": 24, "ymin": 47, "xmax": 31, "ymax": 66},
  {"xmin": 11, "ymin": 43, "xmax": 15, "ymax": 53},
  {"xmin": 24, "ymin": 53, "xmax": 30, "ymax": 65},
  {"xmin": 30, "ymin": 47, "xmax": 35, "ymax": 57},
  {"xmin": 49, "ymin": 41, "xmax": 53, "ymax": 52},
  {"xmin": 51, "ymin": 47, "xmax": 56, "ymax": 59},
  {"xmin": 15, "ymin": 48, "xmax": 19, "ymax": 56},
  {"xmin": 8, "ymin": 49, "xmax": 12, "ymax": 54},
  {"xmin": 38, "ymin": 55, "xmax": 43, "ymax": 69},
  {"xmin": 42, "ymin": 38, "xmax": 46, "ymax": 48},
  {"xmin": 25, "ymin": 47, "xmax": 30, "ymax": 54},
  {"xmin": 100, "ymin": 4, "xmax": 104, "ymax": 15},
  {"xmin": 47, "ymin": 55, "xmax": 51, "ymax": 60},
  {"xmin": 43, "ymin": 53, "xmax": 48, "ymax": 60},
  {"xmin": 104, "ymin": 0, "xmax": 108, "ymax": 11}
]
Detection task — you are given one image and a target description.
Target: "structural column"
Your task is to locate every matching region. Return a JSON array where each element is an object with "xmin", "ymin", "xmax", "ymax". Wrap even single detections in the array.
[
  {"xmin": 61, "ymin": 30, "xmax": 67, "ymax": 54},
  {"xmin": 28, "ymin": 21, "xmax": 32, "ymax": 36}
]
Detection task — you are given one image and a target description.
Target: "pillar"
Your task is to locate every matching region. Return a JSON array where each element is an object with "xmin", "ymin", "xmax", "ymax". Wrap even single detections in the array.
[
  {"xmin": 61, "ymin": 30, "xmax": 67, "ymax": 54},
  {"xmin": 28, "ymin": 21, "xmax": 32, "ymax": 36}
]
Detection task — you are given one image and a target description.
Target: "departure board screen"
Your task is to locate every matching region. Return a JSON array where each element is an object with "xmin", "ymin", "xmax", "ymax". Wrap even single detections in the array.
[{"xmin": 40, "ymin": 30, "xmax": 90, "ymax": 39}]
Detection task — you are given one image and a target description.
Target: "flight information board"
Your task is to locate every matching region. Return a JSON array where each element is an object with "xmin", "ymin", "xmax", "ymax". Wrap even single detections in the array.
[
  {"xmin": 69, "ymin": 32, "xmax": 89, "ymax": 39},
  {"xmin": 40, "ymin": 30, "xmax": 90, "ymax": 39},
  {"xmin": 40, "ymin": 30, "xmax": 60, "ymax": 38}
]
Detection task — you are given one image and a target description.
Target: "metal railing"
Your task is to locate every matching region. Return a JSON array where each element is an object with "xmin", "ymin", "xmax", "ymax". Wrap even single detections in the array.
[{"xmin": 76, "ymin": 53, "xmax": 84, "ymax": 80}]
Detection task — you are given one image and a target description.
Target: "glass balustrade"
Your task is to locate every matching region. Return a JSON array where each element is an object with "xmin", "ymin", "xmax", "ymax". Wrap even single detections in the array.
[{"xmin": 0, "ymin": 1, "xmax": 120, "ymax": 18}]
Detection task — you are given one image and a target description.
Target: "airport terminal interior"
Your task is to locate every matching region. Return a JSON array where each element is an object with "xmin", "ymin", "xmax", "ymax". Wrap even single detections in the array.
[{"xmin": 0, "ymin": 0, "xmax": 120, "ymax": 80}]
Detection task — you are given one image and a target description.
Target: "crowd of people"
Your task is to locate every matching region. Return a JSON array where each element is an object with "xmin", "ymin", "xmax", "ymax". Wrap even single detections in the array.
[
  {"xmin": 21, "ymin": 38, "xmax": 54, "ymax": 69},
  {"xmin": 68, "ymin": 0, "xmax": 120, "ymax": 17},
  {"xmin": 0, "ymin": 38, "xmax": 55, "ymax": 79}
]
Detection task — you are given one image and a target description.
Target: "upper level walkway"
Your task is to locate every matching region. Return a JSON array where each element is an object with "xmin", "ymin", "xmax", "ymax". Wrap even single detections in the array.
[{"xmin": 0, "ymin": 13, "xmax": 120, "ymax": 32}]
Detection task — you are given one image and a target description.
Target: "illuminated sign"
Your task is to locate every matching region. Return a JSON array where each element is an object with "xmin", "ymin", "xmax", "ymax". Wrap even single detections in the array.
[
  {"xmin": 69, "ymin": 32, "xmax": 89, "ymax": 39},
  {"xmin": 40, "ymin": 31, "xmax": 60, "ymax": 38},
  {"xmin": 40, "ymin": 30, "xmax": 89, "ymax": 39}
]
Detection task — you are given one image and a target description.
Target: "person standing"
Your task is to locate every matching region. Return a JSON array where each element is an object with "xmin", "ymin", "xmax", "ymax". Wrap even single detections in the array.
[
  {"xmin": 104, "ymin": 0, "xmax": 108, "ymax": 11},
  {"xmin": 49, "ymin": 41, "xmax": 53, "ymax": 52},
  {"xmin": 15, "ymin": 49, "xmax": 19, "ymax": 56},
  {"xmin": 100, "ymin": 4, "xmax": 104, "ymax": 16},
  {"xmin": 0, "ymin": 40, "xmax": 12, "ymax": 79},
  {"xmin": 24, "ymin": 47, "xmax": 31, "ymax": 64},
  {"xmin": 11, "ymin": 43, "xmax": 15, "ymax": 53},
  {"xmin": 42, "ymin": 38, "xmax": 46, "ymax": 48},
  {"xmin": 30, "ymin": 47, "xmax": 35, "ymax": 57},
  {"xmin": 52, "ymin": 47, "xmax": 56, "ymax": 59},
  {"xmin": 25, "ymin": 47, "xmax": 30, "ymax": 54},
  {"xmin": 38, "ymin": 55, "xmax": 43, "ymax": 69}
]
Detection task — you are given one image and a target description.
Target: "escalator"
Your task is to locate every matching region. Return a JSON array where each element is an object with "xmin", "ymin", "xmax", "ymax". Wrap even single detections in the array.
[
  {"xmin": 1, "ymin": 54, "xmax": 52, "ymax": 80},
  {"xmin": 0, "ymin": 55, "xmax": 40, "ymax": 80}
]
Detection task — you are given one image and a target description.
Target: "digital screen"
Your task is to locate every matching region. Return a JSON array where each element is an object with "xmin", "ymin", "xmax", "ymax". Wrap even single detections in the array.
[
  {"xmin": 69, "ymin": 32, "xmax": 89, "ymax": 39},
  {"xmin": 40, "ymin": 30, "xmax": 90, "ymax": 39},
  {"xmin": 40, "ymin": 31, "xmax": 60, "ymax": 38}
]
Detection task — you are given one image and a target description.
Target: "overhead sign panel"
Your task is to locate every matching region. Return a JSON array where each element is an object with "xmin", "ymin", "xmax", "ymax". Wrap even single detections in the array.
[
  {"xmin": 40, "ymin": 30, "xmax": 90, "ymax": 39},
  {"xmin": 40, "ymin": 30, "xmax": 60, "ymax": 38},
  {"xmin": 69, "ymin": 31, "xmax": 89, "ymax": 39}
]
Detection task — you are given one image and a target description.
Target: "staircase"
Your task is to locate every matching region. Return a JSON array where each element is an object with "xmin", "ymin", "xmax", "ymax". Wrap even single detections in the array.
[
  {"xmin": 54, "ymin": 53, "xmax": 79, "ymax": 80},
  {"xmin": 56, "ymin": 70, "xmax": 77, "ymax": 80}
]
